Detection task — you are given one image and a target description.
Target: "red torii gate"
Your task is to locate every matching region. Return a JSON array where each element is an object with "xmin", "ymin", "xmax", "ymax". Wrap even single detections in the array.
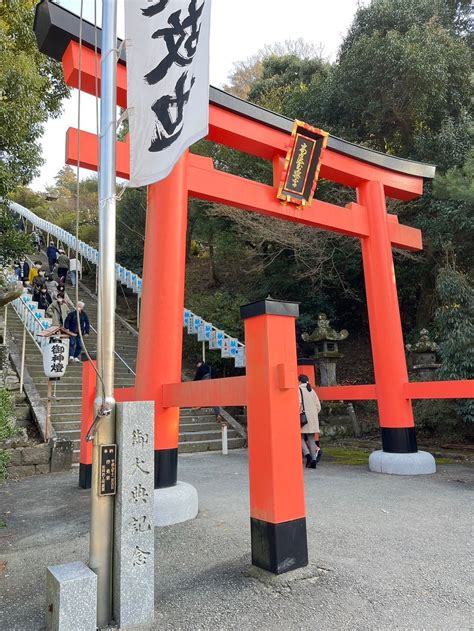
[{"xmin": 35, "ymin": 1, "xmax": 472, "ymax": 574}]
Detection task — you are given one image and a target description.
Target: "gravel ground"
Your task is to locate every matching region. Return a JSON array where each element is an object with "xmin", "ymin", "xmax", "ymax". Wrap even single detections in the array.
[{"xmin": 0, "ymin": 450, "xmax": 472, "ymax": 630}]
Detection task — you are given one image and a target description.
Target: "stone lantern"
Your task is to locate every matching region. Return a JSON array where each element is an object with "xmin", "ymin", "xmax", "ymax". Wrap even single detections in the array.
[
  {"xmin": 406, "ymin": 329, "xmax": 440, "ymax": 381},
  {"xmin": 302, "ymin": 313, "xmax": 349, "ymax": 386}
]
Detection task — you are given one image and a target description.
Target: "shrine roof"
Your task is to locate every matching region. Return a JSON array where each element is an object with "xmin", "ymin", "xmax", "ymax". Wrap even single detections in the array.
[{"xmin": 34, "ymin": 0, "xmax": 436, "ymax": 181}]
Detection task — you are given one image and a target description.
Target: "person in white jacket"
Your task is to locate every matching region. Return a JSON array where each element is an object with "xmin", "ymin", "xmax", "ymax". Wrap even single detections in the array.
[
  {"xmin": 69, "ymin": 257, "xmax": 82, "ymax": 288},
  {"xmin": 299, "ymin": 374, "xmax": 322, "ymax": 469}
]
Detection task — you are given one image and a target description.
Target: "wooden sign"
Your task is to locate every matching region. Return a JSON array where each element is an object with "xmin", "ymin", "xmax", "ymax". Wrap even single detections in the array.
[{"xmin": 277, "ymin": 120, "xmax": 329, "ymax": 207}]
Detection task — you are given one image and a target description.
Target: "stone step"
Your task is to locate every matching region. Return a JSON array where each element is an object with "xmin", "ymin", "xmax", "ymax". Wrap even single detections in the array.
[
  {"xmin": 15, "ymin": 406, "xmax": 32, "ymax": 422},
  {"xmin": 34, "ymin": 379, "xmax": 136, "ymax": 388},
  {"xmin": 39, "ymin": 397, "xmax": 83, "ymax": 403},
  {"xmin": 51, "ymin": 413, "xmax": 79, "ymax": 424},
  {"xmin": 53, "ymin": 420, "xmax": 81, "ymax": 431},
  {"xmin": 43, "ymin": 402, "xmax": 83, "ymax": 409},
  {"xmin": 27, "ymin": 365, "xmax": 136, "ymax": 377},
  {"xmin": 179, "ymin": 430, "xmax": 238, "ymax": 443},
  {"xmin": 179, "ymin": 438, "xmax": 246, "ymax": 453},
  {"xmin": 179, "ymin": 422, "xmax": 226, "ymax": 433},
  {"xmin": 56, "ymin": 429, "xmax": 81, "ymax": 441},
  {"xmin": 51, "ymin": 437, "xmax": 244, "ymax": 454},
  {"xmin": 180, "ymin": 408, "xmax": 216, "ymax": 417}
]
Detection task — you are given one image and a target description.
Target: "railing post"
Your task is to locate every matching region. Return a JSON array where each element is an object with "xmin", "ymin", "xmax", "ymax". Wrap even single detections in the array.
[
  {"xmin": 19, "ymin": 326, "xmax": 26, "ymax": 392},
  {"xmin": 45, "ymin": 378, "xmax": 53, "ymax": 442},
  {"xmin": 221, "ymin": 424, "xmax": 228, "ymax": 455},
  {"xmin": 3, "ymin": 305, "xmax": 7, "ymax": 343}
]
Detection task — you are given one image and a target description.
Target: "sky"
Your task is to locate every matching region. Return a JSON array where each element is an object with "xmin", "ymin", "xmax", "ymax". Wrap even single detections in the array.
[{"xmin": 31, "ymin": 0, "xmax": 361, "ymax": 191}]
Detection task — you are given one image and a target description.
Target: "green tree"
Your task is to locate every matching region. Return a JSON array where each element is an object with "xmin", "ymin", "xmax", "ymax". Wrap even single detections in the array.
[
  {"xmin": 315, "ymin": 22, "xmax": 471, "ymax": 156},
  {"xmin": 247, "ymin": 54, "xmax": 329, "ymax": 115},
  {"xmin": 116, "ymin": 187, "xmax": 146, "ymax": 273},
  {"xmin": 340, "ymin": 0, "xmax": 472, "ymax": 56},
  {"xmin": 433, "ymin": 265, "xmax": 474, "ymax": 422},
  {"xmin": 0, "ymin": 206, "xmax": 33, "ymax": 260},
  {"xmin": 10, "ymin": 186, "xmax": 49, "ymax": 218},
  {"xmin": 434, "ymin": 144, "xmax": 474, "ymax": 204},
  {"xmin": 0, "ymin": 0, "xmax": 69, "ymax": 197},
  {"xmin": 224, "ymin": 39, "xmax": 325, "ymax": 100}
]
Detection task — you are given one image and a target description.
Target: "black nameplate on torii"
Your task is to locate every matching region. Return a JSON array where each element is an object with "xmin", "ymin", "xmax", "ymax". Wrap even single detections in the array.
[{"xmin": 277, "ymin": 121, "xmax": 329, "ymax": 207}]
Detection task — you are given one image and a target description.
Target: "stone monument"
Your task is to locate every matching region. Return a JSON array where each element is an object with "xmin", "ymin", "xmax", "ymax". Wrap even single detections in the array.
[
  {"xmin": 45, "ymin": 400, "xmax": 155, "ymax": 630},
  {"xmin": 406, "ymin": 329, "xmax": 440, "ymax": 381},
  {"xmin": 113, "ymin": 401, "xmax": 155, "ymax": 628},
  {"xmin": 302, "ymin": 314, "xmax": 357, "ymax": 436},
  {"xmin": 302, "ymin": 313, "xmax": 349, "ymax": 387}
]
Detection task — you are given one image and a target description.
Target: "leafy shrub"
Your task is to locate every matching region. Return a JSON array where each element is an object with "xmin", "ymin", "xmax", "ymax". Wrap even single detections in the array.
[
  {"xmin": 0, "ymin": 387, "xmax": 15, "ymax": 481},
  {"xmin": 433, "ymin": 266, "xmax": 474, "ymax": 423},
  {"xmin": 413, "ymin": 399, "xmax": 466, "ymax": 440}
]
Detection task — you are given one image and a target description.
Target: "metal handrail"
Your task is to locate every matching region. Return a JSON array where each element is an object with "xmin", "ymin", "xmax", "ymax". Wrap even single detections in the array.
[
  {"xmin": 88, "ymin": 322, "xmax": 136, "ymax": 376},
  {"xmin": 11, "ymin": 297, "xmax": 44, "ymax": 353},
  {"xmin": 9, "ymin": 200, "xmax": 246, "ymax": 366},
  {"xmin": 12, "ymin": 292, "xmax": 136, "ymax": 377},
  {"xmin": 12, "ymin": 292, "xmax": 245, "ymax": 453}
]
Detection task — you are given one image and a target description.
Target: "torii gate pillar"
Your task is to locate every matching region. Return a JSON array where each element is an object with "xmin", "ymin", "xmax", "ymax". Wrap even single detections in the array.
[
  {"xmin": 360, "ymin": 181, "xmax": 435, "ymax": 474},
  {"xmin": 135, "ymin": 152, "xmax": 189, "ymax": 489}
]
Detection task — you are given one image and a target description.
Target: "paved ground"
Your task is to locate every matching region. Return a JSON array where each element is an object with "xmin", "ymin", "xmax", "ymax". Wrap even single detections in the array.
[{"xmin": 0, "ymin": 451, "xmax": 472, "ymax": 630}]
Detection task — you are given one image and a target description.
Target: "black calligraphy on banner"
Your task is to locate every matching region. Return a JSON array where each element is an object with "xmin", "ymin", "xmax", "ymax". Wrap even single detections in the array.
[
  {"xmin": 142, "ymin": 0, "xmax": 205, "ymax": 152},
  {"xmin": 142, "ymin": 0, "xmax": 170, "ymax": 17},
  {"xmin": 143, "ymin": 0, "xmax": 204, "ymax": 85},
  {"xmin": 150, "ymin": 73, "xmax": 195, "ymax": 151}
]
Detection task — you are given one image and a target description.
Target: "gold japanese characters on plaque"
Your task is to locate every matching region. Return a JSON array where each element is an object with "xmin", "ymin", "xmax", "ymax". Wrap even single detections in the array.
[{"xmin": 277, "ymin": 120, "xmax": 329, "ymax": 207}]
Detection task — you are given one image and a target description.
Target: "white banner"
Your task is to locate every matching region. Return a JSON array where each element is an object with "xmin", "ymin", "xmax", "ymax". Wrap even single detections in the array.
[{"xmin": 125, "ymin": 0, "xmax": 212, "ymax": 187}]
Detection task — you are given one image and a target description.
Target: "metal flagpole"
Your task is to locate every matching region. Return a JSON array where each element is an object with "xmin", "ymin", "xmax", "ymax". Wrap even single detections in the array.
[{"xmin": 89, "ymin": 0, "xmax": 118, "ymax": 626}]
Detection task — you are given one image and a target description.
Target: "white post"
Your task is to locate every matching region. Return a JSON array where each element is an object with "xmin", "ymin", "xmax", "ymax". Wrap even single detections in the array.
[
  {"xmin": 202, "ymin": 340, "xmax": 206, "ymax": 363},
  {"xmin": 19, "ymin": 326, "xmax": 26, "ymax": 392},
  {"xmin": 3, "ymin": 305, "xmax": 7, "ymax": 343},
  {"xmin": 222, "ymin": 424, "xmax": 228, "ymax": 455},
  {"xmin": 136, "ymin": 296, "xmax": 140, "ymax": 329},
  {"xmin": 45, "ymin": 378, "xmax": 53, "ymax": 443}
]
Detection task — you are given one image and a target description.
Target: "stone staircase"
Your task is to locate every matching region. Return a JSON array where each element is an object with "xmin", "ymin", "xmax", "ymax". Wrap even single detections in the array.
[{"xmin": 8, "ymin": 263, "xmax": 245, "ymax": 462}]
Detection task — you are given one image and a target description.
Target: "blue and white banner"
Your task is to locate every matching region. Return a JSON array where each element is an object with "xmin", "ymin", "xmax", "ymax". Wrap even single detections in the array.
[{"xmin": 125, "ymin": 0, "xmax": 212, "ymax": 187}]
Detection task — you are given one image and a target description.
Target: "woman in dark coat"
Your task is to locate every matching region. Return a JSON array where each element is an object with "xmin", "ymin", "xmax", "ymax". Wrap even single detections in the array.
[{"xmin": 37, "ymin": 287, "xmax": 52, "ymax": 311}]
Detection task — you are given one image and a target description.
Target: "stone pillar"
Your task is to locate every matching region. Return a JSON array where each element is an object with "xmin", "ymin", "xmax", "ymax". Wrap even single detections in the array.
[
  {"xmin": 301, "ymin": 314, "xmax": 348, "ymax": 387},
  {"xmin": 113, "ymin": 401, "xmax": 155, "ymax": 628},
  {"xmin": 412, "ymin": 352, "xmax": 441, "ymax": 381},
  {"xmin": 406, "ymin": 329, "xmax": 440, "ymax": 381},
  {"xmin": 46, "ymin": 562, "xmax": 97, "ymax": 631}
]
